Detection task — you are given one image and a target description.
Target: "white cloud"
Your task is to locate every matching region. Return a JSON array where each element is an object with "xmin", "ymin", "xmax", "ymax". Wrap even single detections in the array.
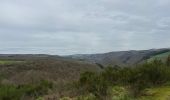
[{"xmin": 0, "ymin": 0, "xmax": 170, "ymax": 55}]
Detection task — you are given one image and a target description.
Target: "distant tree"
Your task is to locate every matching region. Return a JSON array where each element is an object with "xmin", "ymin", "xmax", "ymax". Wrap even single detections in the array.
[
  {"xmin": 79, "ymin": 71, "xmax": 108, "ymax": 99},
  {"xmin": 153, "ymin": 59, "xmax": 163, "ymax": 65},
  {"xmin": 166, "ymin": 55, "xmax": 170, "ymax": 66},
  {"xmin": 95, "ymin": 63, "xmax": 104, "ymax": 69}
]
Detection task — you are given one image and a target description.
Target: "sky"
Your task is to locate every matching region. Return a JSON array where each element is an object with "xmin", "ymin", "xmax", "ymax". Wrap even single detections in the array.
[{"xmin": 0, "ymin": 0, "xmax": 170, "ymax": 55}]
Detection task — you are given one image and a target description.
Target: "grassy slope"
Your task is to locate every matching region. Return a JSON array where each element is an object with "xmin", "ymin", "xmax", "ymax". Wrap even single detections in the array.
[
  {"xmin": 110, "ymin": 86, "xmax": 170, "ymax": 100},
  {"xmin": 139, "ymin": 86, "xmax": 170, "ymax": 100},
  {"xmin": 109, "ymin": 86, "xmax": 170, "ymax": 100},
  {"xmin": 147, "ymin": 51, "xmax": 170, "ymax": 62},
  {"xmin": 60, "ymin": 86, "xmax": 170, "ymax": 100}
]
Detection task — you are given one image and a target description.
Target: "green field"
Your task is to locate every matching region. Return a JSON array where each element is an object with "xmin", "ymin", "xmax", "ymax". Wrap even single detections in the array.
[
  {"xmin": 0, "ymin": 60, "xmax": 24, "ymax": 65},
  {"xmin": 60, "ymin": 86, "xmax": 170, "ymax": 100},
  {"xmin": 112, "ymin": 86, "xmax": 170, "ymax": 100},
  {"xmin": 111, "ymin": 86, "xmax": 170, "ymax": 100},
  {"xmin": 110, "ymin": 86, "xmax": 170, "ymax": 100},
  {"xmin": 139, "ymin": 86, "xmax": 170, "ymax": 100},
  {"xmin": 147, "ymin": 51, "xmax": 170, "ymax": 62}
]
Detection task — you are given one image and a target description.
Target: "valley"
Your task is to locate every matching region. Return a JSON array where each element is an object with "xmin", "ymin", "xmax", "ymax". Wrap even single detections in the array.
[{"xmin": 0, "ymin": 48, "xmax": 170, "ymax": 100}]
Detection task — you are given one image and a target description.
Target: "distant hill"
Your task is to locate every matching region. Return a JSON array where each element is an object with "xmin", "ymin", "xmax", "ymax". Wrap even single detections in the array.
[
  {"xmin": 1, "ymin": 48, "xmax": 170, "ymax": 67},
  {"xmin": 67, "ymin": 48, "xmax": 170, "ymax": 66},
  {"xmin": 0, "ymin": 54, "xmax": 62, "ymax": 61}
]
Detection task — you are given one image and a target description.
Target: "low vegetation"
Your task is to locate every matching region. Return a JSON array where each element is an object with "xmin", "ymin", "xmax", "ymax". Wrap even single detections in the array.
[
  {"xmin": 0, "ymin": 59, "xmax": 100, "ymax": 100},
  {"xmin": 0, "ymin": 56, "xmax": 170, "ymax": 100},
  {"xmin": 0, "ymin": 80, "xmax": 53, "ymax": 100},
  {"xmin": 72, "ymin": 57, "xmax": 170, "ymax": 100},
  {"xmin": 0, "ymin": 60, "xmax": 24, "ymax": 65},
  {"xmin": 139, "ymin": 86, "xmax": 170, "ymax": 100}
]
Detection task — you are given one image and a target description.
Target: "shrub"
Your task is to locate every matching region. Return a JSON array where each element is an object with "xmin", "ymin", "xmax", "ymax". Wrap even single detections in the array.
[
  {"xmin": 166, "ymin": 55, "xmax": 170, "ymax": 66},
  {"xmin": 60, "ymin": 97, "xmax": 72, "ymax": 100},
  {"xmin": 0, "ymin": 80, "xmax": 53, "ymax": 100},
  {"xmin": 0, "ymin": 84, "xmax": 24, "ymax": 100},
  {"xmin": 77, "ymin": 57, "xmax": 170, "ymax": 98},
  {"xmin": 78, "ymin": 72, "xmax": 109, "ymax": 99},
  {"xmin": 76, "ymin": 94, "xmax": 97, "ymax": 100}
]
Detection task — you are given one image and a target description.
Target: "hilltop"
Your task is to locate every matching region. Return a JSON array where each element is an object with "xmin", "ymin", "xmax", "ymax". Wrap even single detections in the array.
[{"xmin": 67, "ymin": 48, "xmax": 170, "ymax": 66}]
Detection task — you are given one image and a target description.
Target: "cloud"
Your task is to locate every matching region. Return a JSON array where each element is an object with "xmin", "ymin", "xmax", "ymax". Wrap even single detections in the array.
[{"xmin": 0, "ymin": 0, "xmax": 170, "ymax": 55}]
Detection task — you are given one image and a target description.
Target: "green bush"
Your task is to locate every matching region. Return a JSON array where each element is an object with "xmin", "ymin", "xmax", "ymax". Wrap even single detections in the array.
[
  {"xmin": 76, "ymin": 94, "xmax": 97, "ymax": 100},
  {"xmin": 0, "ymin": 80, "xmax": 53, "ymax": 100},
  {"xmin": 77, "ymin": 58, "xmax": 170, "ymax": 98},
  {"xmin": 166, "ymin": 55, "xmax": 170, "ymax": 66},
  {"xmin": 0, "ymin": 85, "xmax": 23, "ymax": 100},
  {"xmin": 79, "ymin": 72, "xmax": 109, "ymax": 99}
]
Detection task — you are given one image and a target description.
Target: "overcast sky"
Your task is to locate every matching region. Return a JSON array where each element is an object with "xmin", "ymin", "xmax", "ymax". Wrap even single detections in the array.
[{"xmin": 0, "ymin": 0, "xmax": 170, "ymax": 55}]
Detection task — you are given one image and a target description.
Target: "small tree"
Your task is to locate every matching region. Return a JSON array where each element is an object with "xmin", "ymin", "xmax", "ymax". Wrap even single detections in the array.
[
  {"xmin": 79, "ymin": 72, "xmax": 108, "ymax": 99},
  {"xmin": 166, "ymin": 55, "xmax": 170, "ymax": 66}
]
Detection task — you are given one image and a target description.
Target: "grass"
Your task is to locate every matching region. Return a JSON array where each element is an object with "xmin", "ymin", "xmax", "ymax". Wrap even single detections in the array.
[
  {"xmin": 107, "ymin": 86, "xmax": 170, "ymax": 100},
  {"xmin": 111, "ymin": 86, "xmax": 132, "ymax": 100},
  {"xmin": 139, "ymin": 86, "xmax": 170, "ymax": 100},
  {"xmin": 110, "ymin": 86, "xmax": 170, "ymax": 100},
  {"xmin": 60, "ymin": 86, "xmax": 170, "ymax": 100},
  {"xmin": 0, "ymin": 60, "xmax": 24, "ymax": 65},
  {"xmin": 147, "ymin": 51, "xmax": 170, "ymax": 62}
]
